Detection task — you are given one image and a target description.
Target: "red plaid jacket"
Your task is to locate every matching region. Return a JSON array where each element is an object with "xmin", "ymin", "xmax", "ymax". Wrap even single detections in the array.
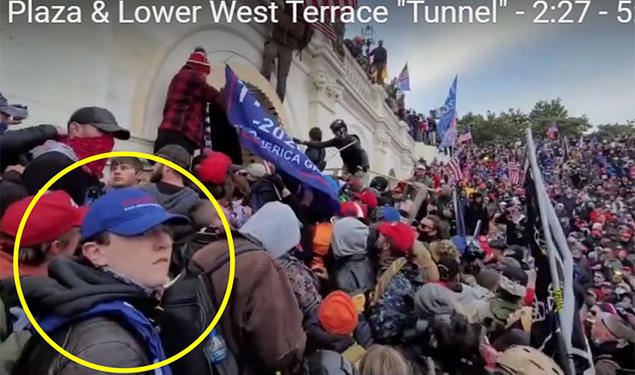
[{"xmin": 159, "ymin": 66, "xmax": 220, "ymax": 147}]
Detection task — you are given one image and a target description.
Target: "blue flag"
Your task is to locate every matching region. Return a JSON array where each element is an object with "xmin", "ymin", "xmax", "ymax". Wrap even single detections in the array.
[
  {"xmin": 223, "ymin": 66, "xmax": 340, "ymax": 216},
  {"xmin": 437, "ymin": 75, "xmax": 458, "ymax": 147}
]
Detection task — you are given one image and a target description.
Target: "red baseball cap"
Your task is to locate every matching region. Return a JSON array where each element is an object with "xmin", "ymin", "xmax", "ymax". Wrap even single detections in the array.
[
  {"xmin": 198, "ymin": 152, "xmax": 232, "ymax": 185},
  {"xmin": 1, "ymin": 191, "xmax": 87, "ymax": 247},
  {"xmin": 378, "ymin": 222, "xmax": 417, "ymax": 254},
  {"xmin": 339, "ymin": 201, "xmax": 364, "ymax": 219},
  {"xmin": 354, "ymin": 190, "xmax": 378, "ymax": 211}
]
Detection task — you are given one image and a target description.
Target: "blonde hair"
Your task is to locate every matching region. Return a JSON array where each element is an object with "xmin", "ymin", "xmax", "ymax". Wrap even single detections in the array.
[
  {"xmin": 359, "ymin": 345, "xmax": 411, "ymax": 375},
  {"xmin": 429, "ymin": 239, "xmax": 460, "ymax": 263}
]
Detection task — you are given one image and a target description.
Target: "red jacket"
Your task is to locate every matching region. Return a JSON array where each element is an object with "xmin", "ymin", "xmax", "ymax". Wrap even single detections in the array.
[{"xmin": 159, "ymin": 65, "xmax": 220, "ymax": 147}]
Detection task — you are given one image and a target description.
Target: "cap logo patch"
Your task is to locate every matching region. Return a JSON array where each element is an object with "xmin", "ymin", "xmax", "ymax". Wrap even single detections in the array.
[
  {"xmin": 121, "ymin": 196, "xmax": 156, "ymax": 207},
  {"xmin": 123, "ymin": 203, "xmax": 161, "ymax": 212}
]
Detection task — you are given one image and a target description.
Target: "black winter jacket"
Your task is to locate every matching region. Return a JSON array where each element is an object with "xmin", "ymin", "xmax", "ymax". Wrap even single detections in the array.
[
  {"xmin": 304, "ymin": 313, "xmax": 355, "ymax": 355},
  {"xmin": 465, "ymin": 202, "xmax": 490, "ymax": 235},
  {"xmin": 0, "ymin": 171, "xmax": 27, "ymax": 217},
  {"xmin": 21, "ymin": 151, "xmax": 99, "ymax": 205},
  {"xmin": 0, "ymin": 124, "xmax": 57, "ymax": 171},
  {"xmin": 305, "ymin": 146, "xmax": 326, "ymax": 171},
  {"xmin": 303, "ymin": 135, "xmax": 369, "ymax": 174},
  {"xmin": 1, "ymin": 258, "xmax": 159, "ymax": 375}
]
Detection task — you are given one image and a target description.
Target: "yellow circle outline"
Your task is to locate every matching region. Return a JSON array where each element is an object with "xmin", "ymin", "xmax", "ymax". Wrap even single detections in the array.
[{"xmin": 12, "ymin": 151, "xmax": 235, "ymax": 373}]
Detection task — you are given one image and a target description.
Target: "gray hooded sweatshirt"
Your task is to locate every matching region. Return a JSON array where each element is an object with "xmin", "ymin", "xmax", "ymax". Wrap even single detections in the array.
[
  {"xmin": 331, "ymin": 218, "xmax": 375, "ymax": 294},
  {"xmin": 239, "ymin": 201, "xmax": 301, "ymax": 259},
  {"xmin": 140, "ymin": 183, "xmax": 200, "ymax": 217},
  {"xmin": 332, "ymin": 217, "xmax": 370, "ymax": 259}
]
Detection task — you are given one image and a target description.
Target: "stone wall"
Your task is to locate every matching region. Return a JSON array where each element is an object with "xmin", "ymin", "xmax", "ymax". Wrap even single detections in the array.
[{"xmin": 1, "ymin": 0, "xmax": 418, "ymax": 178}]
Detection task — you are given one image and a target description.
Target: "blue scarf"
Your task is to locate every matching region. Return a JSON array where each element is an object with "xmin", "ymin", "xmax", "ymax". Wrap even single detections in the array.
[{"xmin": 37, "ymin": 300, "xmax": 173, "ymax": 375}]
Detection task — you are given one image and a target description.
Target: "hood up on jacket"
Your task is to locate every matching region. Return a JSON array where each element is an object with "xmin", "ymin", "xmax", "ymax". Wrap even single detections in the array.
[
  {"xmin": 239, "ymin": 201, "xmax": 301, "ymax": 259},
  {"xmin": 415, "ymin": 283, "xmax": 457, "ymax": 320},
  {"xmin": 140, "ymin": 183, "xmax": 200, "ymax": 217},
  {"xmin": 331, "ymin": 217, "xmax": 369, "ymax": 259},
  {"xmin": 0, "ymin": 257, "xmax": 157, "ymax": 318}
]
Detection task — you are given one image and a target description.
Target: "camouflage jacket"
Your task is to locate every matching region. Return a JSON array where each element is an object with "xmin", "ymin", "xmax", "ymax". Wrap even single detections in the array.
[{"xmin": 368, "ymin": 262, "xmax": 423, "ymax": 343}]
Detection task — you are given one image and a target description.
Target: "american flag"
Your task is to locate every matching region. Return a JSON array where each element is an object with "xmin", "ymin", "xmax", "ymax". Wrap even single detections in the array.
[
  {"xmin": 508, "ymin": 163, "xmax": 524, "ymax": 186},
  {"xmin": 457, "ymin": 130, "xmax": 472, "ymax": 145},
  {"xmin": 304, "ymin": 0, "xmax": 358, "ymax": 41},
  {"xmin": 398, "ymin": 63, "xmax": 410, "ymax": 91},
  {"xmin": 445, "ymin": 157, "xmax": 464, "ymax": 184}
]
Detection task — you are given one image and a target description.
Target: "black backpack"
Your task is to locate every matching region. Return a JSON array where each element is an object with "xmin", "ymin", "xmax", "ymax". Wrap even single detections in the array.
[{"xmin": 160, "ymin": 233, "xmax": 260, "ymax": 375}]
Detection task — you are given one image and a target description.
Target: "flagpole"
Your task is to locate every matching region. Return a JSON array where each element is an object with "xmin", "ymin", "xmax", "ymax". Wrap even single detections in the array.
[
  {"xmin": 526, "ymin": 128, "xmax": 576, "ymax": 375},
  {"xmin": 324, "ymin": 139, "xmax": 359, "ymax": 163},
  {"xmin": 453, "ymin": 188, "xmax": 460, "ymax": 233}
]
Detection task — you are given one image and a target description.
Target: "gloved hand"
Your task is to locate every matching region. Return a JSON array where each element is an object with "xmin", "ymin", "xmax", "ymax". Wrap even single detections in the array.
[{"xmin": 269, "ymin": 173, "xmax": 286, "ymax": 195}]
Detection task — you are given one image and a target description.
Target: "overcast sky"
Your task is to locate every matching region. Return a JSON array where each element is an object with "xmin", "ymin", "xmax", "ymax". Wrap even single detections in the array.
[{"xmin": 348, "ymin": 0, "xmax": 634, "ymax": 124}]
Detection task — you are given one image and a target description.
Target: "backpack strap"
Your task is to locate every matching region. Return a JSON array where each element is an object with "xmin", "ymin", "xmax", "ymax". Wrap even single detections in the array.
[
  {"xmin": 185, "ymin": 239, "xmax": 261, "ymax": 373},
  {"xmin": 189, "ymin": 239, "xmax": 261, "ymax": 276},
  {"xmin": 370, "ymin": 258, "xmax": 407, "ymax": 306}
]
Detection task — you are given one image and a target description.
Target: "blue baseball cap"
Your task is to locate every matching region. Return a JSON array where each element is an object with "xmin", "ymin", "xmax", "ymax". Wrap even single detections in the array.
[
  {"xmin": 82, "ymin": 188, "xmax": 189, "ymax": 239},
  {"xmin": 380, "ymin": 206, "xmax": 401, "ymax": 222}
]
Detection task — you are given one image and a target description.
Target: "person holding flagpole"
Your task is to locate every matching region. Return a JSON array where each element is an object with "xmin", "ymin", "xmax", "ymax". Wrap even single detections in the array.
[{"xmin": 294, "ymin": 119, "xmax": 369, "ymax": 177}]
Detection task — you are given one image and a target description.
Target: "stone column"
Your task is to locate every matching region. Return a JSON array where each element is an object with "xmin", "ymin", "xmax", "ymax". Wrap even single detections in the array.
[
  {"xmin": 373, "ymin": 129, "xmax": 391, "ymax": 175},
  {"xmin": 308, "ymin": 69, "xmax": 343, "ymax": 133}
]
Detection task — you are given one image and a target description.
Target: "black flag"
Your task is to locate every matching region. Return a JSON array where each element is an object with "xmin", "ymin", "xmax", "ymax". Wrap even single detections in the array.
[
  {"xmin": 525, "ymin": 171, "xmax": 593, "ymax": 374},
  {"xmin": 525, "ymin": 171, "xmax": 559, "ymax": 353}
]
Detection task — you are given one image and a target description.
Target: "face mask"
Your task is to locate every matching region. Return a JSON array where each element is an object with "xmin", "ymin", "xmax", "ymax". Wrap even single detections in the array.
[{"xmin": 418, "ymin": 231, "xmax": 435, "ymax": 242}]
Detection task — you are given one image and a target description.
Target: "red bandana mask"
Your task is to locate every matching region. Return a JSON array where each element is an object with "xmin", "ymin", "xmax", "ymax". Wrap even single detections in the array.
[{"xmin": 61, "ymin": 135, "xmax": 114, "ymax": 177}]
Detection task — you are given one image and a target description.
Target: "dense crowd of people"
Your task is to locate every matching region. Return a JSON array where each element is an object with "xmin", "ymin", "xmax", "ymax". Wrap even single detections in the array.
[{"xmin": 0, "ymin": 49, "xmax": 633, "ymax": 375}]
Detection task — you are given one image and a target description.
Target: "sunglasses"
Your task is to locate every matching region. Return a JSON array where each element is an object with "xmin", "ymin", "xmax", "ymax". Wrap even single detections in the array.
[{"xmin": 419, "ymin": 223, "xmax": 434, "ymax": 231}]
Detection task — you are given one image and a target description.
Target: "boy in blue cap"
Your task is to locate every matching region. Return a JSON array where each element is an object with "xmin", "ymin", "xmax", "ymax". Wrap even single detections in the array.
[{"xmin": 5, "ymin": 188, "xmax": 187, "ymax": 375}]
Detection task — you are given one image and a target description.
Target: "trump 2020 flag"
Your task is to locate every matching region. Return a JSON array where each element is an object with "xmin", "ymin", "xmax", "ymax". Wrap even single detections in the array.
[
  {"xmin": 438, "ymin": 76, "xmax": 458, "ymax": 147},
  {"xmin": 399, "ymin": 63, "xmax": 410, "ymax": 91},
  {"xmin": 223, "ymin": 66, "xmax": 340, "ymax": 216}
]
